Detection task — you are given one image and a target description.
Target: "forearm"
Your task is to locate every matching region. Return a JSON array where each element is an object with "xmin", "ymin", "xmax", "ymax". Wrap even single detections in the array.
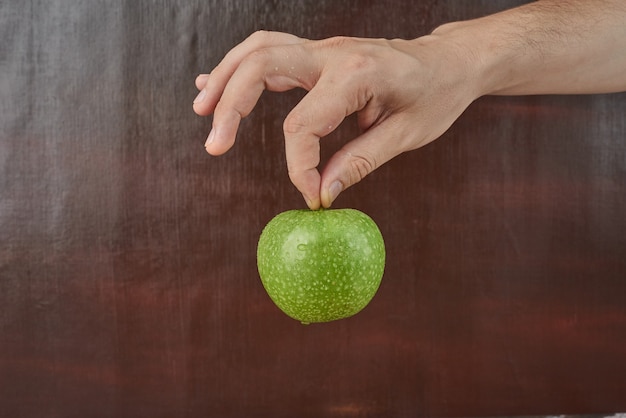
[{"xmin": 430, "ymin": 0, "xmax": 626, "ymax": 97}]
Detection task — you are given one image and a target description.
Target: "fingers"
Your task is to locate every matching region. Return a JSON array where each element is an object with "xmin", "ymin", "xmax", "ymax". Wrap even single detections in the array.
[
  {"xmin": 281, "ymin": 55, "xmax": 380, "ymax": 208},
  {"xmin": 193, "ymin": 31, "xmax": 306, "ymax": 117},
  {"xmin": 193, "ymin": 33, "xmax": 422, "ymax": 209},
  {"xmin": 192, "ymin": 33, "xmax": 397, "ymax": 209},
  {"xmin": 282, "ymin": 90, "xmax": 352, "ymax": 209},
  {"xmin": 194, "ymin": 31, "xmax": 339, "ymax": 209},
  {"xmin": 194, "ymin": 31, "xmax": 317, "ymax": 159}
]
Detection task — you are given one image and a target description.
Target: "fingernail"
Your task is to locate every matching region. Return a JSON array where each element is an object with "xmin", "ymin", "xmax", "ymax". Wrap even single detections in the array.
[
  {"xmin": 328, "ymin": 180, "xmax": 343, "ymax": 204},
  {"xmin": 205, "ymin": 129, "xmax": 215, "ymax": 148},
  {"xmin": 194, "ymin": 89, "xmax": 207, "ymax": 104}
]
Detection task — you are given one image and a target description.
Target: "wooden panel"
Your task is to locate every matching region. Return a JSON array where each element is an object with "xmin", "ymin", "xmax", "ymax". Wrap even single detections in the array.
[{"xmin": 1, "ymin": 1, "xmax": 625, "ymax": 417}]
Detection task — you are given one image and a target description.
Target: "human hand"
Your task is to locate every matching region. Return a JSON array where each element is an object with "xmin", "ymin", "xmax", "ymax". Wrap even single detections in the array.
[{"xmin": 193, "ymin": 31, "xmax": 481, "ymax": 209}]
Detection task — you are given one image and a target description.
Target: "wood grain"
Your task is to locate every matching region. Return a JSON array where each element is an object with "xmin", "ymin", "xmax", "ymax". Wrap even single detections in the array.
[{"xmin": 1, "ymin": 1, "xmax": 625, "ymax": 417}]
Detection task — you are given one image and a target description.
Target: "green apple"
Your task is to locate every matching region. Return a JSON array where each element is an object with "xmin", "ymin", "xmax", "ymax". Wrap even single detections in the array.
[{"xmin": 257, "ymin": 208, "xmax": 385, "ymax": 324}]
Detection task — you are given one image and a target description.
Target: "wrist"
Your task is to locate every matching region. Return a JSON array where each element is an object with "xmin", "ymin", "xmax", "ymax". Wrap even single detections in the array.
[
  {"xmin": 401, "ymin": 24, "xmax": 489, "ymax": 106},
  {"xmin": 428, "ymin": 18, "xmax": 518, "ymax": 99}
]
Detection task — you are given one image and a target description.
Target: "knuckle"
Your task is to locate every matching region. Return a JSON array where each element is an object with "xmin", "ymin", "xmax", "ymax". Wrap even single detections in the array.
[
  {"xmin": 241, "ymin": 31, "xmax": 277, "ymax": 67},
  {"xmin": 343, "ymin": 51, "xmax": 376, "ymax": 74},
  {"xmin": 321, "ymin": 37, "xmax": 377, "ymax": 73},
  {"xmin": 323, "ymin": 35, "xmax": 354, "ymax": 49},
  {"xmin": 248, "ymin": 30, "xmax": 273, "ymax": 45},
  {"xmin": 283, "ymin": 111, "xmax": 308, "ymax": 135},
  {"xmin": 348, "ymin": 152, "xmax": 376, "ymax": 184},
  {"xmin": 287, "ymin": 167, "xmax": 300, "ymax": 184},
  {"xmin": 245, "ymin": 47, "xmax": 271, "ymax": 66}
]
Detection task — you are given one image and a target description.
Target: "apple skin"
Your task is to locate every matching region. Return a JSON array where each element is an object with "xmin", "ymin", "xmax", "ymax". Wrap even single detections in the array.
[{"xmin": 257, "ymin": 208, "xmax": 385, "ymax": 324}]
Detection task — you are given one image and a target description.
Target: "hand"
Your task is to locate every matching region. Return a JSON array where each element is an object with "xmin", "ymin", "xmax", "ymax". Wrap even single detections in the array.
[
  {"xmin": 193, "ymin": 30, "xmax": 479, "ymax": 209},
  {"xmin": 193, "ymin": 0, "xmax": 626, "ymax": 209}
]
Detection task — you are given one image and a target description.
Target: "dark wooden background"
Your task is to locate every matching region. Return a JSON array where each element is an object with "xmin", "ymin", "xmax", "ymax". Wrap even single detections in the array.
[{"xmin": 2, "ymin": 1, "xmax": 625, "ymax": 417}]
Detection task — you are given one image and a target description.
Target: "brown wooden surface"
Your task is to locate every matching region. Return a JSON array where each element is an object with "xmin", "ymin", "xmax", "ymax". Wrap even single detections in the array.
[{"xmin": 2, "ymin": 1, "xmax": 626, "ymax": 417}]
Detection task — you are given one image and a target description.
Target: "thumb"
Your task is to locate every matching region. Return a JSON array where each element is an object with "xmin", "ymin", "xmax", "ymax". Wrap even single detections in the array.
[
  {"xmin": 320, "ymin": 147, "xmax": 378, "ymax": 209},
  {"xmin": 320, "ymin": 118, "xmax": 413, "ymax": 208}
]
